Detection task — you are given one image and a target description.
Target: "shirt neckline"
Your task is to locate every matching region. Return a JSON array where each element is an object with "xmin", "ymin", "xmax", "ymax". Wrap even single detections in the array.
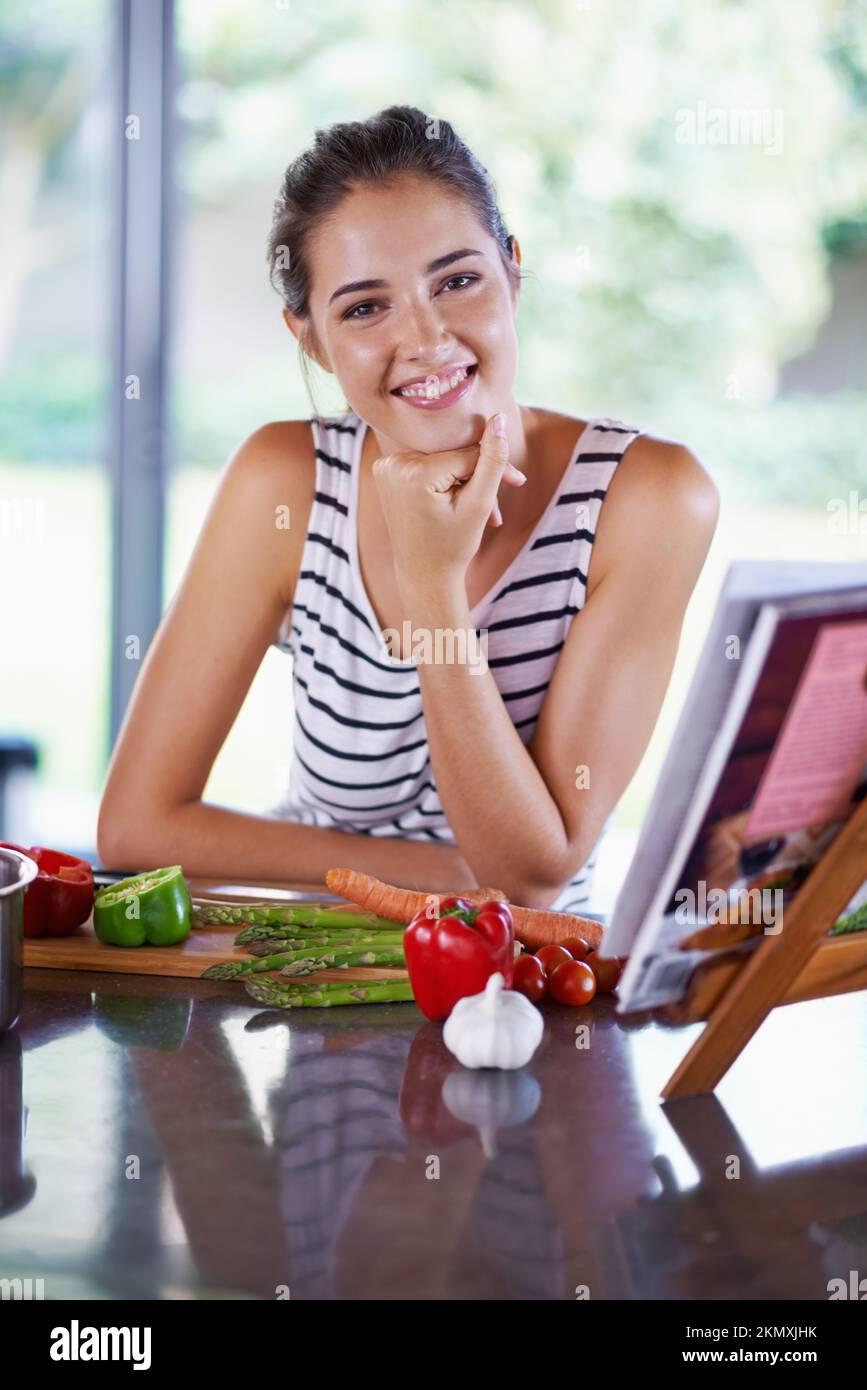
[{"xmin": 346, "ymin": 412, "xmax": 595, "ymax": 664}]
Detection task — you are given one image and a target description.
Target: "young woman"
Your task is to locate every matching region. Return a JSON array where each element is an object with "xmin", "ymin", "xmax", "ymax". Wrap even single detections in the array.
[{"xmin": 97, "ymin": 105, "xmax": 719, "ymax": 910}]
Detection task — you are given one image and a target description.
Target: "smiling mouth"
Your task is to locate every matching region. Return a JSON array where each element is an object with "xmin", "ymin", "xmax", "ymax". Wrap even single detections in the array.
[{"xmin": 391, "ymin": 362, "xmax": 478, "ymax": 404}]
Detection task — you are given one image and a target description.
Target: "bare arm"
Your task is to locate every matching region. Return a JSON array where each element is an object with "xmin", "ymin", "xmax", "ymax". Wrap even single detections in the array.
[
  {"xmin": 97, "ymin": 423, "xmax": 475, "ymax": 891},
  {"xmin": 401, "ymin": 437, "xmax": 720, "ymax": 906}
]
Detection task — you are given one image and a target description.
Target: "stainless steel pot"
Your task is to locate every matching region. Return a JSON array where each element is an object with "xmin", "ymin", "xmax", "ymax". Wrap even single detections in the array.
[{"xmin": 0, "ymin": 847, "xmax": 38, "ymax": 1033}]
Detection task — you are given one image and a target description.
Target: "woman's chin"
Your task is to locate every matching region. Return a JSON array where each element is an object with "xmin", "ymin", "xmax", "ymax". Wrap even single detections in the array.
[
  {"xmin": 389, "ymin": 401, "xmax": 487, "ymax": 445},
  {"xmin": 413, "ymin": 424, "xmax": 485, "ymax": 453}
]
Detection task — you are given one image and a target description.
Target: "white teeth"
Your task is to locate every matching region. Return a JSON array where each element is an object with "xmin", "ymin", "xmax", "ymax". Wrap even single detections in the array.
[{"xmin": 398, "ymin": 365, "xmax": 472, "ymax": 399}]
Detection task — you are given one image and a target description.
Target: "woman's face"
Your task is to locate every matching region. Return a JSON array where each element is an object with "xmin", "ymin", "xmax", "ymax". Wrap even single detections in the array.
[{"xmin": 285, "ymin": 175, "xmax": 521, "ymax": 452}]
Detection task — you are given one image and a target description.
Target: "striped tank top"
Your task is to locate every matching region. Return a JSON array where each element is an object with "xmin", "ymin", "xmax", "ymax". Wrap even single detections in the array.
[{"xmin": 269, "ymin": 410, "xmax": 642, "ymax": 912}]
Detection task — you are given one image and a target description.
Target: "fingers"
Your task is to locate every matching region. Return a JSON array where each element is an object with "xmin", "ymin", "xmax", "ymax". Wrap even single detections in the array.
[
  {"xmin": 424, "ymin": 450, "xmax": 479, "ymax": 493},
  {"xmin": 388, "ymin": 421, "xmax": 525, "ymax": 525},
  {"xmin": 399, "ymin": 428, "xmax": 526, "ymax": 496},
  {"xmin": 488, "ymin": 424, "xmax": 523, "ymax": 524},
  {"xmin": 460, "ymin": 415, "xmax": 516, "ymax": 520}
]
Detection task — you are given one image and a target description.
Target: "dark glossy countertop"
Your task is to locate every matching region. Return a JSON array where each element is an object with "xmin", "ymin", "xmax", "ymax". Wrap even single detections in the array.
[{"xmin": 2, "ymin": 966, "xmax": 867, "ymax": 1300}]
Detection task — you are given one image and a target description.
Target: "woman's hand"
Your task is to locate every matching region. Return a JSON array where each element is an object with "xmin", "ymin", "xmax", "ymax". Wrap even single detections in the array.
[{"xmin": 372, "ymin": 414, "xmax": 527, "ymax": 602}]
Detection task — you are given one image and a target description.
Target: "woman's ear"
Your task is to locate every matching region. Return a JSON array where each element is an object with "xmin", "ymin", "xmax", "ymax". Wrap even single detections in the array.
[
  {"xmin": 282, "ymin": 307, "xmax": 304, "ymax": 344},
  {"xmin": 508, "ymin": 236, "xmax": 523, "ymax": 311},
  {"xmin": 283, "ymin": 309, "xmax": 331, "ymax": 373}
]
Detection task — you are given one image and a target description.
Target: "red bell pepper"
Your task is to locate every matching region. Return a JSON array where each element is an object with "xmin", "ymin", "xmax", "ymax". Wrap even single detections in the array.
[
  {"xmin": 403, "ymin": 896, "xmax": 514, "ymax": 1022},
  {"xmin": 0, "ymin": 843, "xmax": 94, "ymax": 938}
]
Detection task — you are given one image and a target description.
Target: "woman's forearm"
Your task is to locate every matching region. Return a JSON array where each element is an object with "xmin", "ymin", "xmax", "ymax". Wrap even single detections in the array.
[
  {"xmin": 99, "ymin": 796, "xmax": 479, "ymax": 893},
  {"xmin": 403, "ymin": 581, "xmax": 571, "ymax": 904}
]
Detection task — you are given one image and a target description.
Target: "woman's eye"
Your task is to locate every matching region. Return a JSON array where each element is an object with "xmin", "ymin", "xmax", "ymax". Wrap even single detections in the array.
[
  {"xmin": 344, "ymin": 301, "xmax": 379, "ymax": 321},
  {"xmin": 441, "ymin": 274, "xmax": 479, "ymax": 292},
  {"xmin": 342, "ymin": 275, "xmax": 479, "ymax": 321}
]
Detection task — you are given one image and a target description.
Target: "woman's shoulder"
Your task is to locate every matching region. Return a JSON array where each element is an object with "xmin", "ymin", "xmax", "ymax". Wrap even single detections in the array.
[
  {"xmin": 234, "ymin": 412, "xmax": 360, "ymax": 473},
  {"xmin": 232, "ymin": 417, "xmax": 314, "ymax": 467},
  {"xmin": 214, "ymin": 418, "xmax": 319, "ymax": 553},
  {"xmin": 537, "ymin": 405, "xmax": 717, "ymax": 518},
  {"xmin": 533, "ymin": 407, "xmax": 717, "ymax": 509},
  {"xmin": 610, "ymin": 424, "xmax": 719, "ymax": 523},
  {"xmin": 221, "ymin": 417, "xmax": 320, "ymax": 501},
  {"xmin": 579, "ymin": 418, "xmax": 720, "ymax": 594}
]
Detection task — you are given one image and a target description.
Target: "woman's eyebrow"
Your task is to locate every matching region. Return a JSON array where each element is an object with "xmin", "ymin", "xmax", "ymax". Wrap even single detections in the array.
[{"xmin": 328, "ymin": 248, "xmax": 483, "ymax": 306}]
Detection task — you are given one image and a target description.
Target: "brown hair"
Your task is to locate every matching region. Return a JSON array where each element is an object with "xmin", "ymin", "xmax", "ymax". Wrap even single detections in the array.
[{"xmin": 266, "ymin": 104, "xmax": 525, "ymax": 411}]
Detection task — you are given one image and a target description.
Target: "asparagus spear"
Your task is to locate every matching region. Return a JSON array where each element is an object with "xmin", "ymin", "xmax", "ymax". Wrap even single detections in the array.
[
  {"xmin": 245, "ymin": 931, "xmax": 405, "ymax": 957},
  {"xmin": 193, "ymin": 901, "xmax": 400, "ymax": 930},
  {"xmin": 279, "ymin": 948, "xmax": 405, "ymax": 977},
  {"xmin": 234, "ymin": 923, "xmax": 375, "ymax": 946},
  {"xmin": 201, "ymin": 944, "xmax": 405, "ymax": 980},
  {"xmin": 245, "ymin": 936, "xmax": 323, "ymax": 954},
  {"xmin": 245, "ymin": 935, "xmax": 340, "ymax": 954},
  {"xmin": 245, "ymin": 976, "xmax": 415, "ymax": 1010},
  {"xmin": 233, "ymin": 921, "xmax": 406, "ymax": 947},
  {"xmin": 234, "ymin": 923, "xmax": 334, "ymax": 946}
]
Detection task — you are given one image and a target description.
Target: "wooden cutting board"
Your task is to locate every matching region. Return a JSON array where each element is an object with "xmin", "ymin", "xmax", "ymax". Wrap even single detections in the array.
[{"xmin": 23, "ymin": 876, "xmax": 409, "ymax": 984}]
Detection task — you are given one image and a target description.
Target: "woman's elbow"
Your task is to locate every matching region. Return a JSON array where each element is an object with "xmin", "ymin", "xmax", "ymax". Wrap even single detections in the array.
[
  {"xmin": 96, "ymin": 790, "xmax": 169, "ymax": 870},
  {"xmin": 499, "ymin": 861, "xmax": 574, "ymax": 911},
  {"xmin": 507, "ymin": 839, "xmax": 597, "ymax": 910},
  {"xmin": 96, "ymin": 793, "xmax": 134, "ymax": 868},
  {"xmin": 512, "ymin": 879, "xmax": 572, "ymax": 911},
  {"xmin": 96, "ymin": 816, "xmax": 122, "ymax": 869}
]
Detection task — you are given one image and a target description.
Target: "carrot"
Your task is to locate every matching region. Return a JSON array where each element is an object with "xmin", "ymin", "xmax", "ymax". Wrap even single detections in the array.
[
  {"xmin": 508, "ymin": 906, "xmax": 603, "ymax": 953},
  {"xmin": 324, "ymin": 867, "xmax": 604, "ymax": 952},
  {"xmin": 324, "ymin": 867, "xmax": 505, "ymax": 923}
]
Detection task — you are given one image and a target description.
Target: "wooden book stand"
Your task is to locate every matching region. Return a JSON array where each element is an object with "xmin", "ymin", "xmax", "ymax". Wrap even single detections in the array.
[{"xmin": 658, "ymin": 794, "xmax": 867, "ymax": 1099}]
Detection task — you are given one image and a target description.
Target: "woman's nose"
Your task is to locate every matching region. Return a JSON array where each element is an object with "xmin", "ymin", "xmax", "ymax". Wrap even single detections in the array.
[{"xmin": 393, "ymin": 296, "xmax": 450, "ymax": 361}]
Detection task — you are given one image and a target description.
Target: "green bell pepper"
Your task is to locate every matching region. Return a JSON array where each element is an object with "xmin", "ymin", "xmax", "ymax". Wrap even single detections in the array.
[{"xmin": 93, "ymin": 865, "xmax": 192, "ymax": 947}]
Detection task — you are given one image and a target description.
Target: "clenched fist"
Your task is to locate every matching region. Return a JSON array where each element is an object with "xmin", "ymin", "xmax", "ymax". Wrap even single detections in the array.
[{"xmin": 372, "ymin": 414, "xmax": 527, "ymax": 601}]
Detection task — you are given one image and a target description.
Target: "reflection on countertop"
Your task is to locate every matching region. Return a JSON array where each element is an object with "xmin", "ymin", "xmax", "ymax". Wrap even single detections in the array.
[{"xmin": 1, "ymin": 968, "xmax": 866, "ymax": 1300}]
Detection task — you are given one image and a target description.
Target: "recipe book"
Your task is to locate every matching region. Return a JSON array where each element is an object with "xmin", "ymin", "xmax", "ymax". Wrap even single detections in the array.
[{"xmin": 603, "ymin": 561, "xmax": 867, "ymax": 1013}]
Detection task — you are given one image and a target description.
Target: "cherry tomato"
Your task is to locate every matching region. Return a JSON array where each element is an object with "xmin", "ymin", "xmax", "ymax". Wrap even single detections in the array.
[
  {"xmin": 589, "ymin": 956, "xmax": 626, "ymax": 993},
  {"xmin": 513, "ymin": 954, "xmax": 547, "ymax": 1003},
  {"xmin": 535, "ymin": 944, "xmax": 573, "ymax": 977},
  {"xmin": 560, "ymin": 936, "xmax": 592, "ymax": 961},
  {"xmin": 548, "ymin": 959, "xmax": 597, "ymax": 1006}
]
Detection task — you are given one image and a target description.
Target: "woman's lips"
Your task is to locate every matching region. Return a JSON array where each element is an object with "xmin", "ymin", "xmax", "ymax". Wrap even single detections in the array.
[{"xmin": 391, "ymin": 363, "xmax": 479, "ymax": 410}]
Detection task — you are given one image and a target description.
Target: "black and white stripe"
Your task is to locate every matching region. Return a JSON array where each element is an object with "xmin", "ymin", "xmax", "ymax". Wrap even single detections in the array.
[{"xmin": 270, "ymin": 411, "xmax": 641, "ymax": 909}]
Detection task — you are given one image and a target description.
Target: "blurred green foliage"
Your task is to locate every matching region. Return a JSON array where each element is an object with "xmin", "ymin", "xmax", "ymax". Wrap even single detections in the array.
[
  {"xmin": 1, "ymin": 0, "xmax": 865, "ymax": 501},
  {"xmin": 0, "ymin": 352, "xmax": 108, "ymax": 463}
]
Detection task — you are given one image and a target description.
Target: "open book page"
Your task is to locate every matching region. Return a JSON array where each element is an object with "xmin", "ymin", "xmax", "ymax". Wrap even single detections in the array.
[
  {"xmin": 604, "ymin": 562, "xmax": 867, "ymax": 958},
  {"xmin": 607, "ymin": 568, "xmax": 867, "ymax": 1012}
]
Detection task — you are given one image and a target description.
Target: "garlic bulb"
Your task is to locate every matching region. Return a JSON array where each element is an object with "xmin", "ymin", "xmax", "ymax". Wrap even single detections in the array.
[{"xmin": 443, "ymin": 972, "xmax": 544, "ymax": 1070}]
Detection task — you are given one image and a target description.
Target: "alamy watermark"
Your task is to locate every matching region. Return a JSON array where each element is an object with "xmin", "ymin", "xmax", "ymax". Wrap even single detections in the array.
[
  {"xmin": 827, "ymin": 491, "xmax": 867, "ymax": 536},
  {"xmin": 50, "ymin": 1321, "xmax": 151, "ymax": 1369},
  {"xmin": 675, "ymin": 101, "xmax": 784, "ymax": 155},
  {"xmin": 381, "ymin": 622, "xmax": 489, "ymax": 674},
  {"xmin": 0, "ymin": 497, "xmax": 45, "ymax": 544},
  {"xmin": 674, "ymin": 881, "xmax": 784, "ymax": 933},
  {"xmin": 1, "ymin": 1276, "xmax": 45, "ymax": 1299},
  {"xmin": 828, "ymin": 1270, "xmax": 867, "ymax": 1299}
]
